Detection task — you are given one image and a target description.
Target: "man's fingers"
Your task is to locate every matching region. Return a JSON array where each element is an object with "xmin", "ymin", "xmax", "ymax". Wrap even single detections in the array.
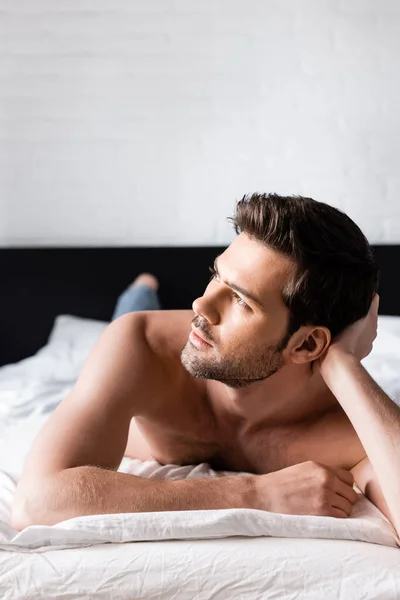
[
  {"xmin": 329, "ymin": 507, "xmax": 348, "ymax": 519},
  {"xmin": 334, "ymin": 478, "xmax": 359, "ymax": 505},
  {"xmin": 330, "ymin": 466, "xmax": 359, "ymax": 505},
  {"xmin": 330, "ymin": 493, "xmax": 353, "ymax": 516},
  {"xmin": 330, "ymin": 466, "xmax": 354, "ymax": 487}
]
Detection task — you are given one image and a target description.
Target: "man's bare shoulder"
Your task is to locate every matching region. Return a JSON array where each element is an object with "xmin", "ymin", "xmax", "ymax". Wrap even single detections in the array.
[
  {"xmin": 111, "ymin": 309, "xmax": 193, "ymax": 361},
  {"xmin": 142, "ymin": 309, "xmax": 194, "ymax": 360}
]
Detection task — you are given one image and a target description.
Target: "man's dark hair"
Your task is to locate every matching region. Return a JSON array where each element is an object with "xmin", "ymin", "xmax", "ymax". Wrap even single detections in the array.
[{"xmin": 229, "ymin": 193, "xmax": 379, "ymax": 340}]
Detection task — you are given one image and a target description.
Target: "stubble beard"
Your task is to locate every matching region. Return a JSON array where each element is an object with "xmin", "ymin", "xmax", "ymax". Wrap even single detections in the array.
[{"xmin": 180, "ymin": 338, "xmax": 287, "ymax": 389}]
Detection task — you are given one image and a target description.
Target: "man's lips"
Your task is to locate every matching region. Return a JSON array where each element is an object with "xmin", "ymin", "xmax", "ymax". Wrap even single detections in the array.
[{"xmin": 190, "ymin": 327, "xmax": 213, "ymax": 346}]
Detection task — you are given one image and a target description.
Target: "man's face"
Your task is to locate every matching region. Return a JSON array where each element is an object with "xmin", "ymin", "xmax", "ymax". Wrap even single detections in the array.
[{"xmin": 181, "ymin": 233, "xmax": 295, "ymax": 388}]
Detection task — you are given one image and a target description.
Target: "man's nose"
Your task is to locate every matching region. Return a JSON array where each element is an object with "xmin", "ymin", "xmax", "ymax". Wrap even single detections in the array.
[{"xmin": 192, "ymin": 295, "xmax": 219, "ymax": 325}]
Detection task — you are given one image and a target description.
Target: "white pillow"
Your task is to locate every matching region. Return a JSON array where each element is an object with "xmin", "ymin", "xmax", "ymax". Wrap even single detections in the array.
[
  {"xmin": 47, "ymin": 314, "xmax": 108, "ymax": 356},
  {"xmin": 360, "ymin": 316, "xmax": 400, "ymax": 405},
  {"xmin": 35, "ymin": 314, "xmax": 110, "ymax": 381},
  {"xmin": 0, "ymin": 315, "xmax": 109, "ymax": 432},
  {"xmin": 0, "ymin": 315, "xmax": 108, "ymax": 386}
]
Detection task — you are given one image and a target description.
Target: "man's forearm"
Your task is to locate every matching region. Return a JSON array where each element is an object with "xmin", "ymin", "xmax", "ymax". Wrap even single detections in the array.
[
  {"xmin": 12, "ymin": 466, "xmax": 256, "ymax": 529},
  {"xmin": 321, "ymin": 349, "xmax": 400, "ymax": 534}
]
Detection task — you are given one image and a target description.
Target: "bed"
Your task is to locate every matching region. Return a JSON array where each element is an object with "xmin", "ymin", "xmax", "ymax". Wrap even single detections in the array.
[{"xmin": 1, "ymin": 246, "xmax": 400, "ymax": 599}]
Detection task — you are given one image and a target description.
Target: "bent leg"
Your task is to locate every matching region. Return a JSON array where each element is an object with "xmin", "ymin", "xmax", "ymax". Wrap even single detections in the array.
[{"xmin": 111, "ymin": 274, "xmax": 161, "ymax": 320}]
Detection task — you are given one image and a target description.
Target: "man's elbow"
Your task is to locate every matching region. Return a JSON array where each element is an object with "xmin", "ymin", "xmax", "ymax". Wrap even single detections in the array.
[
  {"xmin": 11, "ymin": 481, "xmax": 59, "ymax": 531},
  {"xmin": 10, "ymin": 492, "xmax": 37, "ymax": 531}
]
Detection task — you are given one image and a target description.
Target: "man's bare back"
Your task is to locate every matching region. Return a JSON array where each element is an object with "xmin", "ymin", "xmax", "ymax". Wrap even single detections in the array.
[{"xmin": 125, "ymin": 309, "xmax": 363, "ymax": 475}]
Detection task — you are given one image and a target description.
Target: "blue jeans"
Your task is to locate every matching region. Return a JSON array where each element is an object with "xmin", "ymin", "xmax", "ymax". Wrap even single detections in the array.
[{"xmin": 111, "ymin": 284, "xmax": 161, "ymax": 321}]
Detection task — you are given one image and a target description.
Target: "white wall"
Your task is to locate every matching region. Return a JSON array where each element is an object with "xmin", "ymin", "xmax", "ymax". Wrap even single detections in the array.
[{"xmin": 1, "ymin": 0, "xmax": 399, "ymax": 247}]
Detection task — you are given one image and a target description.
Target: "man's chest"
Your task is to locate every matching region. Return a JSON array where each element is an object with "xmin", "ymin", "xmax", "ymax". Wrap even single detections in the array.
[{"xmin": 124, "ymin": 405, "xmax": 360, "ymax": 474}]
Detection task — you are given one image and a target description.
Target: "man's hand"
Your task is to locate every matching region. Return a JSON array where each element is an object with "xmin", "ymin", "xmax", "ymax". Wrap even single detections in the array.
[
  {"xmin": 255, "ymin": 461, "xmax": 359, "ymax": 518},
  {"xmin": 315, "ymin": 294, "xmax": 379, "ymax": 376}
]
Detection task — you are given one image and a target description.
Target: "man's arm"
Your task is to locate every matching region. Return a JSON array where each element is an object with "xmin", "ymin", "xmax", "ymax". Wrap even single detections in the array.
[
  {"xmin": 11, "ymin": 312, "xmax": 254, "ymax": 530},
  {"xmin": 13, "ymin": 466, "xmax": 253, "ymax": 528},
  {"xmin": 350, "ymin": 456, "xmax": 392, "ymax": 522},
  {"xmin": 322, "ymin": 355, "xmax": 400, "ymax": 532},
  {"xmin": 319, "ymin": 295, "xmax": 400, "ymax": 535}
]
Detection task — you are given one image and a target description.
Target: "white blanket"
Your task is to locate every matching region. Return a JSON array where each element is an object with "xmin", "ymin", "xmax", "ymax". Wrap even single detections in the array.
[{"xmin": 0, "ymin": 315, "xmax": 399, "ymax": 554}]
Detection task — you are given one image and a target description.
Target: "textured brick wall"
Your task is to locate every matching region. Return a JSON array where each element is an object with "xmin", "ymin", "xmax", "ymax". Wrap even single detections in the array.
[{"xmin": 0, "ymin": 1, "xmax": 399, "ymax": 246}]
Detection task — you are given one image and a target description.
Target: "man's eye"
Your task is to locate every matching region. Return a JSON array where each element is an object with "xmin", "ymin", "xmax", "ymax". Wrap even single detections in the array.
[
  {"xmin": 233, "ymin": 293, "xmax": 248, "ymax": 309},
  {"xmin": 208, "ymin": 266, "xmax": 218, "ymax": 281},
  {"xmin": 208, "ymin": 267, "xmax": 248, "ymax": 309}
]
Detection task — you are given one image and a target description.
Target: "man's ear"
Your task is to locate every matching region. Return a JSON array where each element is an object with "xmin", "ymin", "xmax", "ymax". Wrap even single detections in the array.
[{"xmin": 288, "ymin": 325, "xmax": 331, "ymax": 365}]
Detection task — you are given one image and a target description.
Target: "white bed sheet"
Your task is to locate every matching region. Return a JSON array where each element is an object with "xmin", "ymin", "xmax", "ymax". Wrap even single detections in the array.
[
  {"xmin": 2, "ymin": 536, "xmax": 400, "ymax": 600},
  {"xmin": 1, "ymin": 315, "xmax": 400, "ymax": 599}
]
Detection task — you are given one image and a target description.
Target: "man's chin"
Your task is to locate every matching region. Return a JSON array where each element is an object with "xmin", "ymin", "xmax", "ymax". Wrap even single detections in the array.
[
  {"xmin": 180, "ymin": 344, "xmax": 216, "ymax": 377},
  {"xmin": 181, "ymin": 348, "xmax": 259, "ymax": 387},
  {"xmin": 180, "ymin": 360, "xmax": 268, "ymax": 388}
]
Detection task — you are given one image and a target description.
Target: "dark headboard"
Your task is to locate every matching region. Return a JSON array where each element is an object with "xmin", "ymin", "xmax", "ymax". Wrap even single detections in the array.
[{"xmin": 1, "ymin": 245, "xmax": 399, "ymax": 367}]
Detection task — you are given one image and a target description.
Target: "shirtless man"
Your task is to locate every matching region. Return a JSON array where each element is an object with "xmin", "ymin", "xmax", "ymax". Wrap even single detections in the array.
[{"xmin": 11, "ymin": 193, "xmax": 400, "ymax": 535}]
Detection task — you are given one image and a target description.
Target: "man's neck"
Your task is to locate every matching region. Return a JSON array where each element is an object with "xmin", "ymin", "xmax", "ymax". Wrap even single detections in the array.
[{"xmin": 206, "ymin": 363, "xmax": 338, "ymax": 430}]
